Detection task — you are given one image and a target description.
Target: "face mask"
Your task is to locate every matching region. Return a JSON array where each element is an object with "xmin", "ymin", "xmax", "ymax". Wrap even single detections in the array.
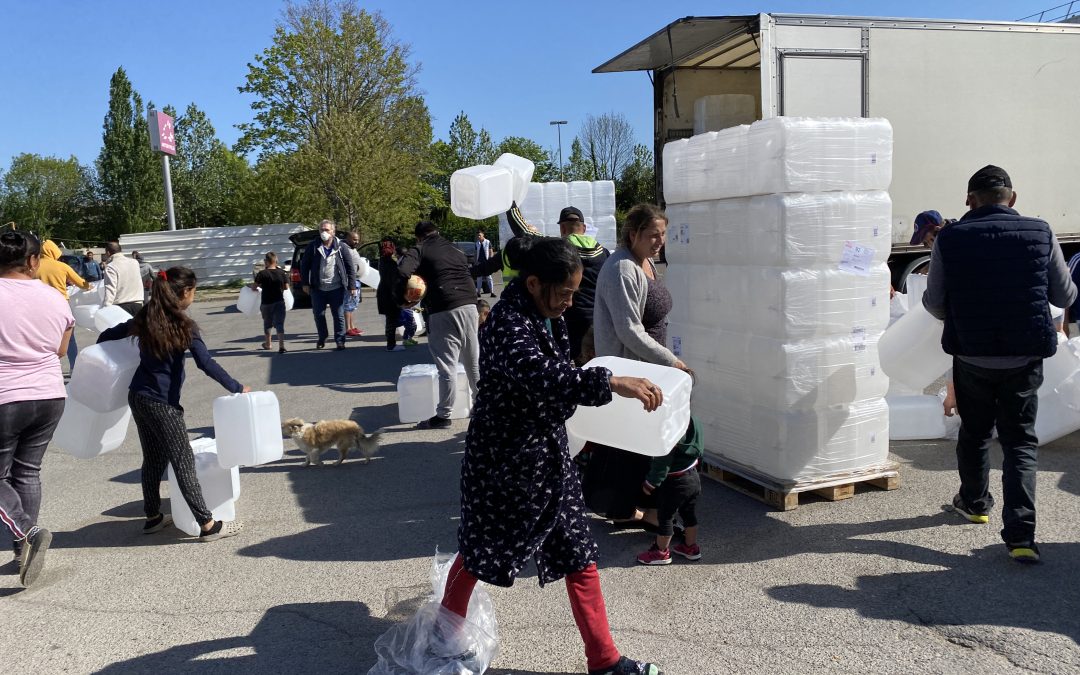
[{"xmin": 320, "ymin": 231, "xmax": 332, "ymax": 243}]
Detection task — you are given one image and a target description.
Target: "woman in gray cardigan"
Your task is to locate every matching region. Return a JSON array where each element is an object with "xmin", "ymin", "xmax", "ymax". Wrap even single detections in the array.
[
  {"xmin": 587, "ymin": 204, "xmax": 692, "ymax": 523},
  {"xmin": 593, "ymin": 204, "xmax": 688, "ymax": 371}
]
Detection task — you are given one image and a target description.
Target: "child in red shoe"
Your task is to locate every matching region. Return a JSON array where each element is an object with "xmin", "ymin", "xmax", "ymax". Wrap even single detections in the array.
[{"xmin": 637, "ymin": 416, "xmax": 703, "ymax": 565}]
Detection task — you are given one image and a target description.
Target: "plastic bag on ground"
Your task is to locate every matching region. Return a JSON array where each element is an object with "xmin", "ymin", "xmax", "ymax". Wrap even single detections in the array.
[{"xmin": 368, "ymin": 551, "xmax": 498, "ymax": 675}]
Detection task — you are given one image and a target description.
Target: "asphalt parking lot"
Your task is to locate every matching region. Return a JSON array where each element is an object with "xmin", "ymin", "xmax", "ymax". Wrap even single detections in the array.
[{"xmin": 2, "ymin": 291, "xmax": 1079, "ymax": 674}]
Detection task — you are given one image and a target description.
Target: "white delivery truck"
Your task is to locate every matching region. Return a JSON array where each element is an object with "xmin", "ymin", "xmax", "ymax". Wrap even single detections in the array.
[{"xmin": 594, "ymin": 12, "xmax": 1080, "ymax": 286}]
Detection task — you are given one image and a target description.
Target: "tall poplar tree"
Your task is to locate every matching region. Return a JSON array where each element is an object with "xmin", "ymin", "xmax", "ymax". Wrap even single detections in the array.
[{"xmin": 96, "ymin": 67, "xmax": 163, "ymax": 236}]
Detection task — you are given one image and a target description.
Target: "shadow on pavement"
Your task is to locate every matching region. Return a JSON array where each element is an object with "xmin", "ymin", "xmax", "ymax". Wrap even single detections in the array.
[
  {"xmin": 766, "ymin": 542, "xmax": 1080, "ymax": 647},
  {"xmin": 590, "ymin": 480, "xmax": 965, "ymax": 573},
  {"xmin": 95, "ymin": 600, "xmax": 390, "ymax": 674}
]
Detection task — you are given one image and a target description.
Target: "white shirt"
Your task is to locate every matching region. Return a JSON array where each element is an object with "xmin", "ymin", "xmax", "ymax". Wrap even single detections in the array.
[{"xmin": 103, "ymin": 253, "xmax": 145, "ymax": 306}]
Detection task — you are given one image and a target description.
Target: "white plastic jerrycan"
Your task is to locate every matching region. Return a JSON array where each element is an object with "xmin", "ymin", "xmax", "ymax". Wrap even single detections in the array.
[
  {"xmin": 236, "ymin": 286, "xmax": 261, "ymax": 316},
  {"xmin": 450, "ymin": 165, "xmax": 514, "ymax": 220},
  {"xmin": 212, "ymin": 391, "xmax": 284, "ymax": 467},
  {"xmin": 878, "ymin": 300, "xmax": 951, "ymax": 392},
  {"xmin": 398, "ymin": 364, "xmax": 438, "ymax": 423},
  {"xmin": 565, "ymin": 356, "xmax": 693, "ymax": 457},
  {"xmin": 93, "ymin": 304, "xmax": 133, "ymax": 333},
  {"xmin": 452, "ymin": 362, "xmax": 473, "ymax": 420},
  {"xmin": 52, "ymin": 389, "xmax": 132, "ymax": 459},
  {"xmin": 168, "ymin": 438, "xmax": 240, "ymax": 537},
  {"xmin": 73, "ymin": 304, "xmax": 101, "ymax": 331},
  {"xmin": 283, "ymin": 288, "xmax": 295, "ymax": 311},
  {"xmin": 494, "ymin": 153, "xmax": 536, "ymax": 205},
  {"xmin": 69, "ymin": 337, "xmax": 140, "ymax": 413},
  {"xmin": 886, "ymin": 394, "xmax": 947, "ymax": 441}
]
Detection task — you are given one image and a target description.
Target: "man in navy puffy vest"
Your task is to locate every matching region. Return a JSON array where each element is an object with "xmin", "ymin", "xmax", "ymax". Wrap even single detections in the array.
[{"xmin": 923, "ymin": 165, "xmax": 1077, "ymax": 564}]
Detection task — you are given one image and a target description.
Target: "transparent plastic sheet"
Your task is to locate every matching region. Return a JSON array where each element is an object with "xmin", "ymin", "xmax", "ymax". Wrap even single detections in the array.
[
  {"xmin": 664, "ymin": 191, "xmax": 892, "ymax": 268},
  {"xmin": 663, "ymin": 117, "xmax": 893, "ymax": 204},
  {"xmin": 369, "ymin": 552, "xmax": 498, "ymax": 675},
  {"xmin": 665, "ymin": 263, "xmax": 890, "ymax": 340},
  {"xmin": 669, "ymin": 321, "xmax": 887, "ymax": 410}
]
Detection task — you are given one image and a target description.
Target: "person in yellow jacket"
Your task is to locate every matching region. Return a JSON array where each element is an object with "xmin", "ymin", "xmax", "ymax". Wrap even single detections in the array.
[{"xmin": 37, "ymin": 239, "xmax": 91, "ymax": 368}]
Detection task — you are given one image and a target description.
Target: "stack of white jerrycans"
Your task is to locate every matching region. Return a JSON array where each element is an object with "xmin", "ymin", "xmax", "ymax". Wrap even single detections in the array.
[
  {"xmin": 397, "ymin": 364, "xmax": 473, "ymax": 423},
  {"xmin": 663, "ymin": 117, "xmax": 895, "ymax": 484},
  {"xmin": 883, "ymin": 278, "xmax": 1080, "ymax": 444},
  {"xmin": 497, "ymin": 180, "xmax": 618, "ymax": 250}
]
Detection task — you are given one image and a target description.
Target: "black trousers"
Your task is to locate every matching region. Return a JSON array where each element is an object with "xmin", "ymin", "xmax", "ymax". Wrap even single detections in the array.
[{"xmin": 952, "ymin": 358, "xmax": 1042, "ymax": 547}]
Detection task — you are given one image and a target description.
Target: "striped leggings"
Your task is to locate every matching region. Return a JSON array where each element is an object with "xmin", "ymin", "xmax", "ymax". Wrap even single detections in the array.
[{"xmin": 128, "ymin": 392, "xmax": 212, "ymax": 525}]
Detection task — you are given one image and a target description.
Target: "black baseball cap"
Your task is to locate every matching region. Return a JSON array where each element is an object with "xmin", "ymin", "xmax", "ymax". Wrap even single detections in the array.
[
  {"xmin": 967, "ymin": 165, "xmax": 1012, "ymax": 193},
  {"xmin": 558, "ymin": 206, "xmax": 584, "ymax": 224}
]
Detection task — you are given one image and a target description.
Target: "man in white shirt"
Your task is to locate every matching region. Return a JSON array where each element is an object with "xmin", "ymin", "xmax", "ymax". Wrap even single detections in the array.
[{"xmin": 102, "ymin": 242, "xmax": 145, "ymax": 315}]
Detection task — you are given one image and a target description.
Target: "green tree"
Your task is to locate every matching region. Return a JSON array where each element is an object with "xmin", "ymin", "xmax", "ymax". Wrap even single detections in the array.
[
  {"xmin": 236, "ymin": 0, "xmax": 433, "ymax": 240},
  {"xmin": 428, "ymin": 111, "xmax": 497, "ymax": 204},
  {"xmin": 495, "ymin": 136, "xmax": 557, "ymax": 183},
  {"xmin": 171, "ymin": 103, "xmax": 252, "ymax": 227},
  {"xmin": 616, "ymin": 144, "xmax": 656, "ymax": 210},
  {"xmin": 96, "ymin": 67, "xmax": 163, "ymax": 236},
  {"xmin": 0, "ymin": 153, "xmax": 92, "ymax": 241},
  {"xmin": 564, "ymin": 138, "xmax": 595, "ymax": 181}
]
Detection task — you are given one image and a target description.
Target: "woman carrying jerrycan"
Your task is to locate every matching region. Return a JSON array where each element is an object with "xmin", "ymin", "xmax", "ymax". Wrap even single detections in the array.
[
  {"xmin": 438, "ymin": 237, "xmax": 665, "ymax": 675},
  {"xmin": 0, "ymin": 231, "xmax": 73, "ymax": 587},
  {"xmin": 98, "ymin": 267, "xmax": 248, "ymax": 541}
]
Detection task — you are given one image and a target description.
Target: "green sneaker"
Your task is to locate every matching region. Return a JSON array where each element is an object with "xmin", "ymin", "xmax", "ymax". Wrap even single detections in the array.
[
  {"xmin": 950, "ymin": 494, "xmax": 989, "ymax": 524},
  {"xmin": 403, "ymin": 338, "xmax": 419, "ymax": 347}
]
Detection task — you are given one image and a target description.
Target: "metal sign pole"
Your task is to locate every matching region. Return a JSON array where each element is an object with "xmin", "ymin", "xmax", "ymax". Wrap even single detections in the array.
[{"xmin": 161, "ymin": 154, "xmax": 177, "ymax": 231}]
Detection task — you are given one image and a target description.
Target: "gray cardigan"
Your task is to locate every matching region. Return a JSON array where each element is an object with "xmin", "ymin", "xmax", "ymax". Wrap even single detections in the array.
[{"xmin": 592, "ymin": 247, "xmax": 679, "ymax": 367}]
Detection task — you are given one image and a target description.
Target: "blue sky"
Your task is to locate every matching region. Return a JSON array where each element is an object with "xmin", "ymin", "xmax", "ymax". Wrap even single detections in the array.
[{"xmin": 0, "ymin": 1, "xmax": 1062, "ymax": 171}]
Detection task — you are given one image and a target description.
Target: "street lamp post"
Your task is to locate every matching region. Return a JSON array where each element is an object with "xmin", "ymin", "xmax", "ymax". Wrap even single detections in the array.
[{"xmin": 550, "ymin": 120, "xmax": 568, "ymax": 181}]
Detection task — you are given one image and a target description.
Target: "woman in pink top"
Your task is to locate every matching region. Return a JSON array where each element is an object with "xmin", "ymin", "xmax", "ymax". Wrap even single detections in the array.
[{"xmin": 0, "ymin": 231, "xmax": 73, "ymax": 588}]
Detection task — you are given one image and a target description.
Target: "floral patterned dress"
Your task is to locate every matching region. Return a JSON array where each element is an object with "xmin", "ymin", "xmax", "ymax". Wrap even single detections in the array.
[{"xmin": 459, "ymin": 279, "xmax": 612, "ymax": 587}]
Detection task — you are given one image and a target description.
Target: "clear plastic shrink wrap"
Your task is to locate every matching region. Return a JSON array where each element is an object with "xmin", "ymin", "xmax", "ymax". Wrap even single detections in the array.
[
  {"xmin": 663, "ymin": 116, "xmax": 893, "ymax": 482},
  {"xmin": 664, "ymin": 117, "xmax": 892, "ymax": 204}
]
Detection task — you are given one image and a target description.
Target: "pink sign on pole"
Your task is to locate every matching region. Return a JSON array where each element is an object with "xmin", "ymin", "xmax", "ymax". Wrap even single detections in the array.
[{"xmin": 147, "ymin": 111, "xmax": 176, "ymax": 156}]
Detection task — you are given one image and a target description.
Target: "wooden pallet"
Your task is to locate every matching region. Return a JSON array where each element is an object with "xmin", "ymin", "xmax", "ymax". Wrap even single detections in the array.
[{"xmin": 701, "ymin": 455, "xmax": 900, "ymax": 511}]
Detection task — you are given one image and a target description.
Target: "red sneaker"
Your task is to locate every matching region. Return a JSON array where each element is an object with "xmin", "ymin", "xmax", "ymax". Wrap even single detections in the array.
[
  {"xmin": 672, "ymin": 542, "xmax": 701, "ymax": 561},
  {"xmin": 636, "ymin": 544, "xmax": 671, "ymax": 566},
  {"xmin": 346, "ymin": 328, "xmax": 362, "ymax": 336}
]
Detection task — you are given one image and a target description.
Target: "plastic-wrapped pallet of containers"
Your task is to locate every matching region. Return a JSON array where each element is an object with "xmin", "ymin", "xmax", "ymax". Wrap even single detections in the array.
[
  {"xmin": 168, "ymin": 438, "xmax": 240, "ymax": 537},
  {"xmin": 664, "ymin": 116, "xmax": 894, "ymax": 482},
  {"xmin": 498, "ymin": 180, "xmax": 619, "ymax": 251}
]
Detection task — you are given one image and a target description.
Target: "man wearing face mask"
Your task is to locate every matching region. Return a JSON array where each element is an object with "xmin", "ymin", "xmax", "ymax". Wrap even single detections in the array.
[{"xmin": 299, "ymin": 220, "xmax": 356, "ymax": 350}]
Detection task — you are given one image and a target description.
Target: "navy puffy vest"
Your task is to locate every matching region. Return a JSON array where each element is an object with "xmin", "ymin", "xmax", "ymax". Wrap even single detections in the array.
[{"xmin": 935, "ymin": 205, "xmax": 1057, "ymax": 358}]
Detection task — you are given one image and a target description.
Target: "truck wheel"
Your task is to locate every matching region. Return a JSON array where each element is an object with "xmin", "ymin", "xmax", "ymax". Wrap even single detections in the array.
[{"xmin": 898, "ymin": 255, "xmax": 931, "ymax": 293}]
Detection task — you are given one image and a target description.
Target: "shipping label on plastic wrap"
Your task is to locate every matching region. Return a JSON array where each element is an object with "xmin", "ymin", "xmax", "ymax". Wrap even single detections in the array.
[
  {"xmin": 671, "ymin": 222, "xmax": 689, "ymax": 245},
  {"xmin": 839, "ymin": 241, "xmax": 875, "ymax": 276},
  {"xmin": 672, "ymin": 335, "xmax": 682, "ymax": 356},
  {"xmin": 851, "ymin": 327, "xmax": 867, "ymax": 352}
]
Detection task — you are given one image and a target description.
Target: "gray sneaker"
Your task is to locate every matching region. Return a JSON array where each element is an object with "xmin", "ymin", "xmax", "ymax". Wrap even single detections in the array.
[
  {"xmin": 199, "ymin": 520, "xmax": 244, "ymax": 542},
  {"xmin": 20, "ymin": 526, "xmax": 53, "ymax": 587}
]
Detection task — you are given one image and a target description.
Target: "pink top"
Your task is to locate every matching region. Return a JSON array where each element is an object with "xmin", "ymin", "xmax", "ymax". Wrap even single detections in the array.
[{"xmin": 0, "ymin": 278, "xmax": 74, "ymax": 405}]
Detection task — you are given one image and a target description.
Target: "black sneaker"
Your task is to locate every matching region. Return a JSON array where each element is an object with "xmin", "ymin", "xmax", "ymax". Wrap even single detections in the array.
[
  {"xmin": 950, "ymin": 494, "xmax": 989, "ymax": 524},
  {"xmin": 143, "ymin": 513, "xmax": 173, "ymax": 534},
  {"xmin": 427, "ymin": 415, "xmax": 452, "ymax": 429},
  {"xmin": 19, "ymin": 526, "xmax": 52, "ymax": 587},
  {"xmin": 335, "ymin": 342, "xmax": 346, "ymax": 351},
  {"xmin": 589, "ymin": 656, "xmax": 663, "ymax": 675},
  {"xmin": 1007, "ymin": 542, "xmax": 1041, "ymax": 564},
  {"xmin": 316, "ymin": 340, "xmax": 325, "ymax": 350}
]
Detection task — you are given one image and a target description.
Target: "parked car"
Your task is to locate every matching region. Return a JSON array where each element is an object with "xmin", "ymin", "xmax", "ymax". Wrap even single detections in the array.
[
  {"xmin": 452, "ymin": 241, "xmax": 478, "ymax": 267},
  {"xmin": 287, "ymin": 229, "xmax": 379, "ymax": 309}
]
